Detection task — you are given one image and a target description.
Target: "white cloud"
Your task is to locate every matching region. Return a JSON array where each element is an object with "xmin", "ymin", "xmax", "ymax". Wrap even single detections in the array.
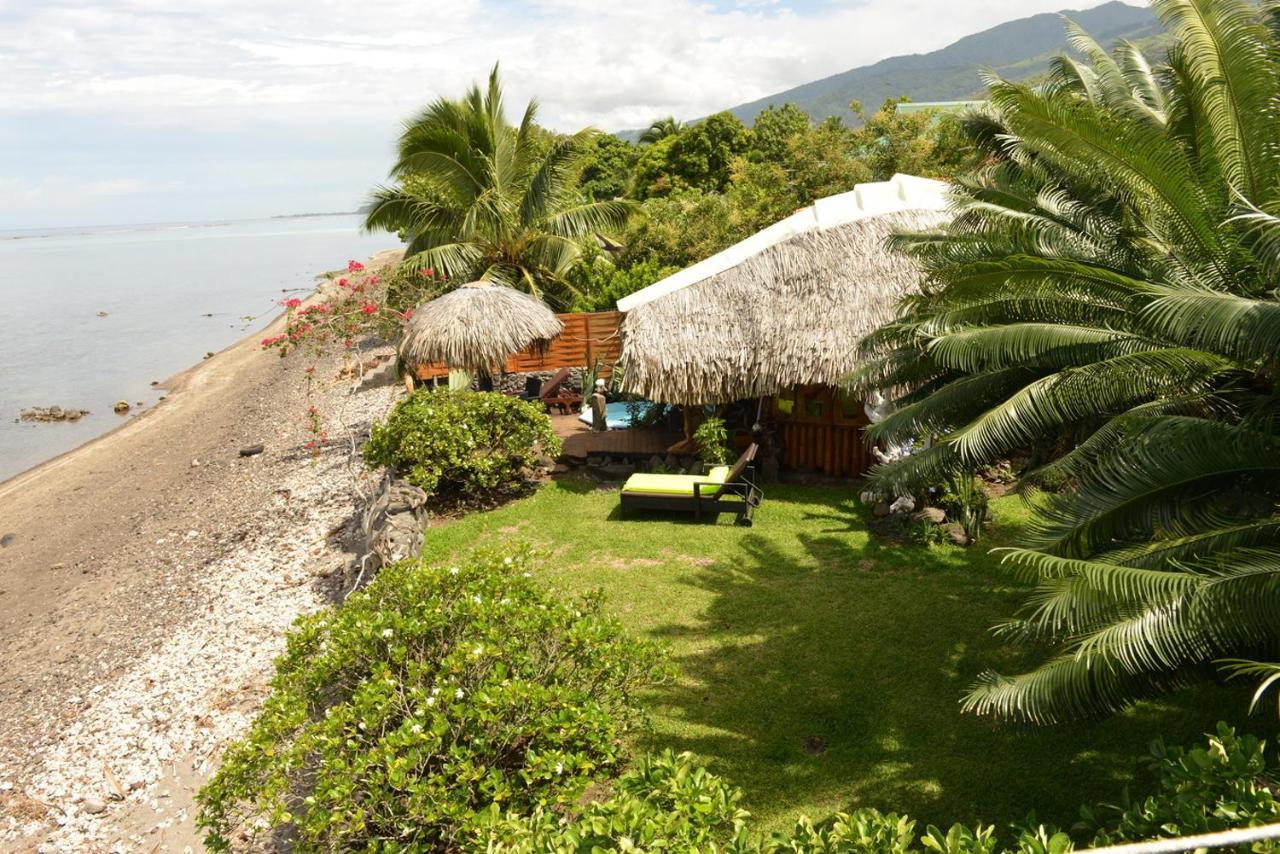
[
  {"xmin": 0, "ymin": 0, "xmax": 1126, "ymax": 225},
  {"xmin": 1, "ymin": 0, "xmax": 1123, "ymax": 128}
]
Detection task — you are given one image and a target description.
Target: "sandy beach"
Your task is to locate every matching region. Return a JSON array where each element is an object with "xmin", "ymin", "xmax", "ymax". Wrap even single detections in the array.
[{"xmin": 0, "ymin": 261, "xmax": 404, "ymax": 852}]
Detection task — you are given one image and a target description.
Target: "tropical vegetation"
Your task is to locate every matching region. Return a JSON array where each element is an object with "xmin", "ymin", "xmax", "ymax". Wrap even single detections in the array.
[
  {"xmin": 851, "ymin": 0, "xmax": 1280, "ymax": 724},
  {"xmin": 362, "ymin": 66, "xmax": 636, "ymax": 309},
  {"xmin": 363, "ymin": 388, "xmax": 560, "ymax": 504}
]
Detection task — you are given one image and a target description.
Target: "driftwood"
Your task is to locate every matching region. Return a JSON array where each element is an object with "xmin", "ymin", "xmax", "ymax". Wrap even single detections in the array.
[{"xmin": 352, "ymin": 474, "xmax": 429, "ymax": 592}]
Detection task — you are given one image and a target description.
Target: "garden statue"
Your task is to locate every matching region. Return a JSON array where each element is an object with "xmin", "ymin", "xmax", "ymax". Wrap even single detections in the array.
[{"xmin": 589, "ymin": 379, "xmax": 608, "ymax": 432}]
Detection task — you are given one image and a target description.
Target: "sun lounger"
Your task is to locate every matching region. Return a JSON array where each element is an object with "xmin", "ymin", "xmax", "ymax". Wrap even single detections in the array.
[
  {"xmin": 539, "ymin": 367, "xmax": 582, "ymax": 414},
  {"xmin": 619, "ymin": 444, "xmax": 762, "ymax": 526}
]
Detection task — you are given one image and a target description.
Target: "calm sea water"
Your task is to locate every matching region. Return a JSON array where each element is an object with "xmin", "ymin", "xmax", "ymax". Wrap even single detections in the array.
[{"xmin": 0, "ymin": 215, "xmax": 400, "ymax": 482}]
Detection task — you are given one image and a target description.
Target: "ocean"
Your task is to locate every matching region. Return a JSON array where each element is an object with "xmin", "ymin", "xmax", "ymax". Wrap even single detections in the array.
[{"xmin": 0, "ymin": 215, "xmax": 401, "ymax": 482}]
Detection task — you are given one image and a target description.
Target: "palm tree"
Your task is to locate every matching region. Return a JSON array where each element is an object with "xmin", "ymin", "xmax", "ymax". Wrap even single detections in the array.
[
  {"xmin": 638, "ymin": 116, "xmax": 684, "ymax": 145},
  {"xmin": 363, "ymin": 66, "xmax": 637, "ymax": 309},
  {"xmin": 851, "ymin": 0, "xmax": 1280, "ymax": 724}
]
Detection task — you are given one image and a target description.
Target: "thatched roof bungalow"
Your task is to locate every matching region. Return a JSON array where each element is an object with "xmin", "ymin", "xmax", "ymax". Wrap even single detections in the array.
[{"xmin": 617, "ymin": 174, "xmax": 949, "ymax": 407}]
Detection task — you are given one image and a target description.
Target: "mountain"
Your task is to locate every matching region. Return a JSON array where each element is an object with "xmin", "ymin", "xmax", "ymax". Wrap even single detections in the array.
[{"xmin": 720, "ymin": 1, "xmax": 1163, "ymax": 127}]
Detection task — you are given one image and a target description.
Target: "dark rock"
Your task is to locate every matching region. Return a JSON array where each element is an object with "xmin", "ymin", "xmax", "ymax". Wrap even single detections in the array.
[
  {"xmin": 551, "ymin": 463, "xmax": 571, "ymax": 475},
  {"xmin": 0, "ymin": 533, "xmax": 14, "ymax": 547},
  {"xmin": 943, "ymin": 523, "xmax": 971, "ymax": 547},
  {"xmin": 19, "ymin": 406, "xmax": 90, "ymax": 423},
  {"xmin": 600, "ymin": 462, "xmax": 636, "ymax": 479},
  {"xmin": 664, "ymin": 453, "xmax": 679, "ymax": 470},
  {"xmin": 872, "ymin": 501, "xmax": 891, "ymax": 518},
  {"xmin": 238, "ymin": 444, "xmax": 265, "ymax": 458},
  {"xmin": 648, "ymin": 455, "xmax": 664, "ymax": 471},
  {"xmin": 113, "ymin": 401, "xmax": 131, "ymax": 414},
  {"xmin": 96, "ymin": 311, "xmax": 108, "ymax": 318},
  {"xmin": 912, "ymin": 507, "xmax": 947, "ymax": 525}
]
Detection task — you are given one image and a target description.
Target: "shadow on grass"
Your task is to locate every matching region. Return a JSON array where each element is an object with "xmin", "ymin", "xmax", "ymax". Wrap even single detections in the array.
[{"xmin": 639, "ymin": 490, "xmax": 1248, "ymax": 834}]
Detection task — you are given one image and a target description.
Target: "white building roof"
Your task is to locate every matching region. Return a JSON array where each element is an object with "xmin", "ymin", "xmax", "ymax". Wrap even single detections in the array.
[{"xmin": 616, "ymin": 173, "xmax": 949, "ymax": 313}]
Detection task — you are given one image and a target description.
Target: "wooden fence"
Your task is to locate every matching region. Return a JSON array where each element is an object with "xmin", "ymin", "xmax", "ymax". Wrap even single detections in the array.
[{"xmin": 413, "ymin": 310, "xmax": 622, "ymax": 380}]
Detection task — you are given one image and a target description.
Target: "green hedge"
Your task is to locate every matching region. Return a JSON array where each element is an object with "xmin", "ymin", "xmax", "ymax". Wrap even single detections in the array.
[
  {"xmin": 363, "ymin": 389, "xmax": 561, "ymax": 504},
  {"xmin": 196, "ymin": 548, "xmax": 669, "ymax": 851}
]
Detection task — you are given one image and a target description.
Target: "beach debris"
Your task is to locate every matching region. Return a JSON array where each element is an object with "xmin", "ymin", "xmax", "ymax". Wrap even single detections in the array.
[
  {"xmin": 112, "ymin": 401, "xmax": 131, "ymax": 414},
  {"xmin": 238, "ymin": 444, "xmax": 265, "ymax": 458},
  {"xmin": 0, "ymin": 533, "xmax": 14, "ymax": 547},
  {"xmin": 19, "ymin": 406, "xmax": 90, "ymax": 423},
  {"xmin": 80, "ymin": 797, "xmax": 107, "ymax": 815},
  {"xmin": 355, "ymin": 475, "xmax": 429, "ymax": 592},
  {"xmin": 204, "ymin": 352, "xmax": 215, "ymax": 360},
  {"xmin": 150, "ymin": 381, "xmax": 159, "ymax": 387},
  {"xmin": 96, "ymin": 311, "xmax": 108, "ymax": 318},
  {"xmin": 190, "ymin": 459, "xmax": 200, "ymax": 468}
]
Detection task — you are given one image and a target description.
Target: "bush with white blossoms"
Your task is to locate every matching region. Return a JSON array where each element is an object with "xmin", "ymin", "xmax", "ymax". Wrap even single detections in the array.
[{"xmin": 196, "ymin": 547, "xmax": 670, "ymax": 852}]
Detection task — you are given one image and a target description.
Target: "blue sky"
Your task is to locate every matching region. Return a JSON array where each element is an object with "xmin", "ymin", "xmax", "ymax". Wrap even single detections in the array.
[{"xmin": 0, "ymin": 0, "xmax": 1119, "ymax": 230}]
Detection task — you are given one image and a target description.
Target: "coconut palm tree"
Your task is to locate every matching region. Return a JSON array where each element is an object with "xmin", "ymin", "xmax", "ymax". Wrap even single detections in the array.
[
  {"xmin": 363, "ymin": 66, "xmax": 637, "ymax": 309},
  {"xmin": 851, "ymin": 0, "xmax": 1280, "ymax": 724},
  {"xmin": 638, "ymin": 116, "xmax": 684, "ymax": 145}
]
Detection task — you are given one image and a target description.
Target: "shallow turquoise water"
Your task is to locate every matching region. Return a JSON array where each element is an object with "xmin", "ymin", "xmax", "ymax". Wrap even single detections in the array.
[{"xmin": 0, "ymin": 215, "xmax": 400, "ymax": 481}]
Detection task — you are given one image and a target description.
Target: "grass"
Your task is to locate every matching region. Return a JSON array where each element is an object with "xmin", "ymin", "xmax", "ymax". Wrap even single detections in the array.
[{"xmin": 419, "ymin": 475, "xmax": 1247, "ymax": 834}]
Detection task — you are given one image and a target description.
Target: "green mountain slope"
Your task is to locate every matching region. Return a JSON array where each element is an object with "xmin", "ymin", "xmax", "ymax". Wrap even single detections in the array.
[{"xmin": 722, "ymin": 1, "xmax": 1162, "ymax": 126}]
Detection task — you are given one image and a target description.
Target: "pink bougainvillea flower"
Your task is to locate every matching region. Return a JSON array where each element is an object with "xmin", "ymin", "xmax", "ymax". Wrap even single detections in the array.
[
  {"xmin": 337, "ymin": 277, "xmax": 349, "ymax": 288},
  {"xmin": 282, "ymin": 297, "xmax": 302, "ymax": 309},
  {"xmin": 361, "ymin": 303, "xmax": 377, "ymax": 315},
  {"xmin": 401, "ymin": 308, "xmax": 414, "ymax": 320},
  {"xmin": 347, "ymin": 260, "xmax": 365, "ymax": 273}
]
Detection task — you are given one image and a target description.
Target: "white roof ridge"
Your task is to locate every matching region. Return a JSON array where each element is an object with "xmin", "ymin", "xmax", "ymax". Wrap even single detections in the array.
[{"xmin": 616, "ymin": 174, "xmax": 949, "ymax": 313}]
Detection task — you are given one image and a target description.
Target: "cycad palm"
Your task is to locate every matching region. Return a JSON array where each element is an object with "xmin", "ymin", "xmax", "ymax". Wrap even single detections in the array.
[
  {"xmin": 363, "ymin": 66, "xmax": 636, "ymax": 308},
  {"xmin": 852, "ymin": 0, "xmax": 1280, "ymax": 723}
]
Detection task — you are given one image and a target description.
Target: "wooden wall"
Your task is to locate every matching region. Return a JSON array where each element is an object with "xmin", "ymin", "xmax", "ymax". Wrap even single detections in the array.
[
  {"xmin": 414, "ymin": 310, "xmax": 623, "ymax": 380},
  {"xmin": 772, "ymin": 384, "xmax": 871, "ymax": 479}
]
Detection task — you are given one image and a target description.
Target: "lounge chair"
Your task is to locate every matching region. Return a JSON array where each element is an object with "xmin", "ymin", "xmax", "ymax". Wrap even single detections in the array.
[
  {"xmin": 619, "ymin": 444, "xmax": 762, "ymax": 526},
  {"xmin": 539, "ymin": 367, "xmax": 583, "ymax": 414}
]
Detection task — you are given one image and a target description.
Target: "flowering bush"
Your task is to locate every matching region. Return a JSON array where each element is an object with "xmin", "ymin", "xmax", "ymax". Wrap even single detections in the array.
[
  {"xmin": 261, "ymin": 260, "xmax": 445, "ymax": 359},
  {"xmin": 363, "ymin": 389, "xmax": 561, "ymax": 504},
  {"xmin": 196, "ymin": 548, "xmax": 670, "ymax": 852}
]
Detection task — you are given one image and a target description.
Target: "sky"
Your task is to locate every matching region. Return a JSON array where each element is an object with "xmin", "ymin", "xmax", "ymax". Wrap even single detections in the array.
[{"xmin": 0, "ymin": 0, "xmax": 1119, "ymax": 230}]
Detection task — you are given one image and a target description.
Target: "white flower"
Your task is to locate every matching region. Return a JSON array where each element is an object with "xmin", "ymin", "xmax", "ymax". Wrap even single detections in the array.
[
  {"xmin": 455, "ymin": 688, "xmax": 465, "ymax": 700},
  {"xmin": 449, "ymin": 567, "xmax": 460, "ymax": 575},
  {"xmin": 499, "ymin": 598, "xmax": 511, "ymax": 606},
  {"xmin": 472, "ymin": 594, "xmax": 482, "ymax": 604},
  {"xmin": 472, "ymin": 645, "xmax": 484, "ymax": 656},
  {"xmin": 430, "ymin": 687, "xmax": 440, "ymax": 696},
  {"xmin": 426, "ymin": 696, "xmax": 436, "ymax": 707},
  {"xmin": 503, "ymin": 556, "xmax": 513, "ymax": 566},
  {"xmin": 381, "ymin": 628, "xmax": 394, "ymax": 638},
  {"xmin": 522, "ymin": 572, "xmax": 532, "ymax": 579},
  {"xmin": 411, "ymin": 724, "xmax": 423, "ymax": 734},
  {"xmin": 555, "ymin": 762, "xmax": 564, "ymax": 775}
]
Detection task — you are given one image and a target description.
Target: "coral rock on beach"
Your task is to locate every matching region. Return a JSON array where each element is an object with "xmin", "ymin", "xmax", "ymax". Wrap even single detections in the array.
[{"xmin": 19, "ymin": 406, "xmax": 90, "ymax": 423}]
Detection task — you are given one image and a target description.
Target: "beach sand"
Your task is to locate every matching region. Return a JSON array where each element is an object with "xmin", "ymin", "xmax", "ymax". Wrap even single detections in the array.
[{"xmin": 0, "ymin": 260, "xmax": 404, "ymax": 851}]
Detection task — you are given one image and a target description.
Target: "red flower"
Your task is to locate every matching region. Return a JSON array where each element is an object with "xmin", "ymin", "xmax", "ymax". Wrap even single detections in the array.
[
  {"xmin": 347, "ymin": 260, "xmax": 365, "ymax": 273},
  {"xmin": 337, "ymin": 277, "xmax": 349, "ymax": 288},
  {"xmin": 361, "ymin": 302, "xmax": 378, "ymax": 315},
  {"xmin": 419, "ymin": 267, "xmax": 434, "ymax": 278},
  {"xmin": 282, "ymin": 297, "xmax": 302, "ymax": 309},
  {"xmin": 401, "ymin": 308, "xmax": 414, "ymax": 320}
]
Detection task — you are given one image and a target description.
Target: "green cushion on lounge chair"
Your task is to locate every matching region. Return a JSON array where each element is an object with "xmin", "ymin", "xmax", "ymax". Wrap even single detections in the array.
[{"xmin": 622, "ymin": 465, "xmax": 730, "ymax": 497}]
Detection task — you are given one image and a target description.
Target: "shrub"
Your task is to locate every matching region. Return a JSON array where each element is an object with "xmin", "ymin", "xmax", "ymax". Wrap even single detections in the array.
[
  {"xmin": 695, "ymin": 415, "xmax": 732, "ymax": 466},
  {"xmin": 363, "ymin": 389, "xmax": 561, "ymax": 504},
  {"xmin": 1084, "ymin": 723, "xmax": 1280, "ymax": 847},
  {"xmin": 196, "ymin": 548, "xmax": 670, "ymax": 852}
]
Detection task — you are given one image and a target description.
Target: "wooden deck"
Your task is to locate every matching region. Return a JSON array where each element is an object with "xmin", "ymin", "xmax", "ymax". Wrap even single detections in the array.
[{"xmin": 550, "ymin": 414, "xmax": 682, "ymax": 460}]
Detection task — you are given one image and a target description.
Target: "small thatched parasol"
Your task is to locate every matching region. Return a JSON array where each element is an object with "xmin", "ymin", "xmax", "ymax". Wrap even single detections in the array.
[{"xmin": 399, "ymin": 282, "xmax": 563, "ymax": 375}]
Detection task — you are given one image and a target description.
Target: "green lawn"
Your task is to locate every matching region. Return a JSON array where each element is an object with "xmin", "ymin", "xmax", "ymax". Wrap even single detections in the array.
[{"xmin": 419, "ymin": 476, "xmax": 1247, "ymax": 834}]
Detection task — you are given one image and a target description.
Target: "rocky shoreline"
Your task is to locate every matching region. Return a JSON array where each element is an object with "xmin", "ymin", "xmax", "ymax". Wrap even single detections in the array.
[{"xmin": 0, "ymin": 269, "xmax": 406, "ymax": 852}]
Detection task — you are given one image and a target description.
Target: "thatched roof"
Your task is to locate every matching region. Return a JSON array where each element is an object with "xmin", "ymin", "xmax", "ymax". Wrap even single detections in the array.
[
  {"xmin": 399, "ymin": 282, "xmax": 563, "ymax": 375},
  {"xmin": 618, "ymin": 175, "xmax": 949, "ymax": 406}
]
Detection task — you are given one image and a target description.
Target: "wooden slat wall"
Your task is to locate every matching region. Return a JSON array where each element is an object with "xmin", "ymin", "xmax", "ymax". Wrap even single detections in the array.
[
  {"xmin": 414, "ymin": 310, "xmax": 622, "ymax": 380},
  {"xmin": 774, "ymin": 385, "xmax": 872, "ymax": 479}
]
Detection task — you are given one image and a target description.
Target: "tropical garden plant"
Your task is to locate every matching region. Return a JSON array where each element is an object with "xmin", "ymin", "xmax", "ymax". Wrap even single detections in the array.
[
  {"xmin": 363, "ymin": 66, "xmax": 637, "ymax": 309},
  {"xmin": 363, "ymin": 388, "xmax": 560, "ymax": 506},
  {"xmin": 850, "ymin": 0, "xmax": 1280, "ymax": 724}
]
